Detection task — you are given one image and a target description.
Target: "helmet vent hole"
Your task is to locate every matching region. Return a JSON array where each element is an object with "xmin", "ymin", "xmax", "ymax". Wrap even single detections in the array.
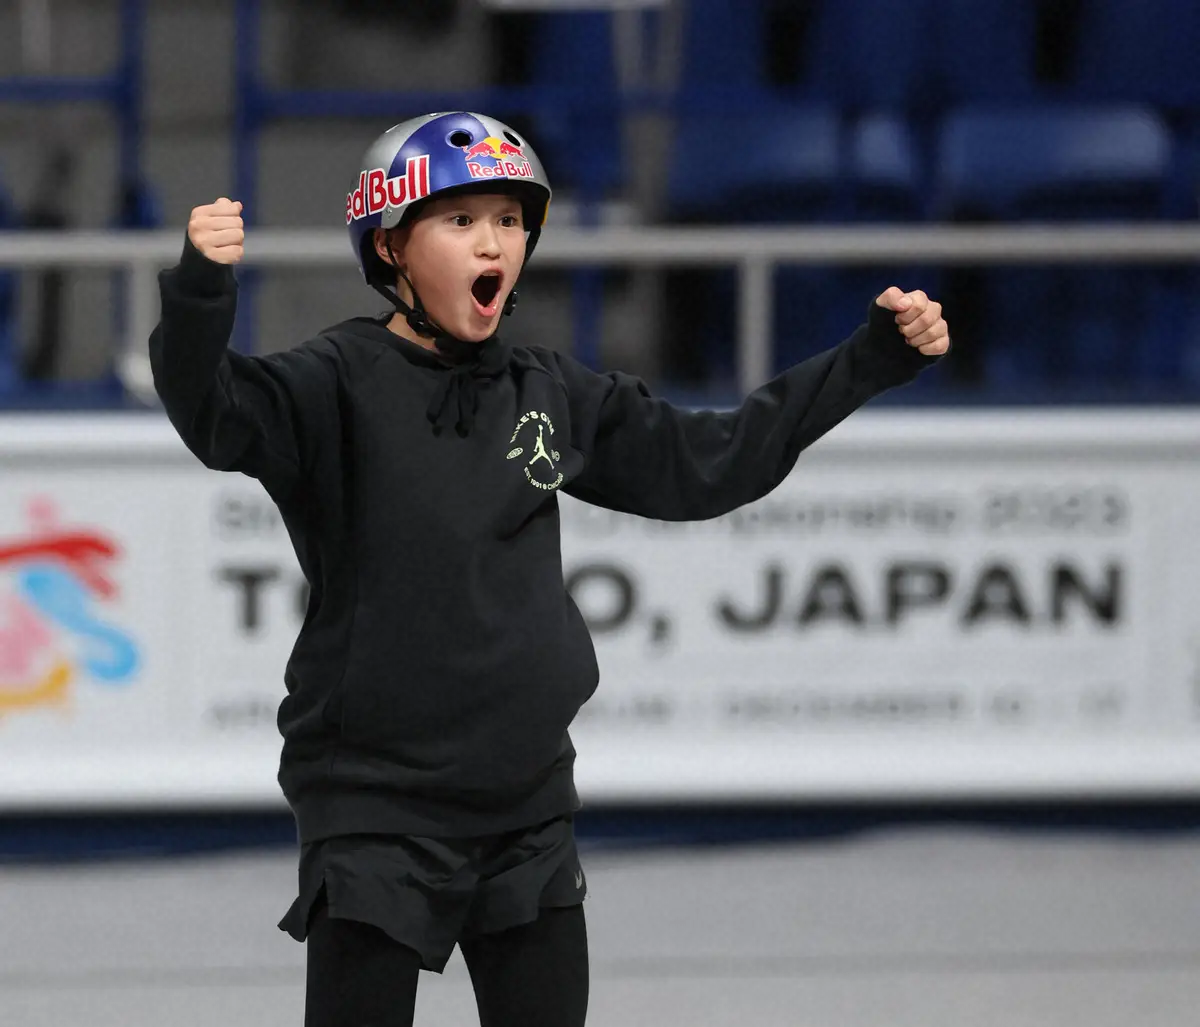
[
  {"xmin": 449, "ymin": 130, "xmax": 473, "ymax": 147},
  {"xmin": 503, "ymin": 131, "xmax": 522, "ymax": 146}
]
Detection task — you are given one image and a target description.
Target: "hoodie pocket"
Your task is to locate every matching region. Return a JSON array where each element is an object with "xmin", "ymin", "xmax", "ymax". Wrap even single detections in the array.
[{"xmin": 332, "ymin": 607, "xmax": 456, "ymax": 757}]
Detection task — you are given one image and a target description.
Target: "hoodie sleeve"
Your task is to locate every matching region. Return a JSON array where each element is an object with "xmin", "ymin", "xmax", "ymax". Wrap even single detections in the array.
[
  {"xmin": 149, "ymin": 234, "xmax": 339, "ymax": 497},
  {"xmin": 555, "ymin": 302, "xmax": 940, "ymax": 520}
]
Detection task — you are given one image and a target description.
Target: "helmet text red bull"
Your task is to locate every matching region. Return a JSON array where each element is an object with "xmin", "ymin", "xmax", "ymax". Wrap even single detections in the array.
[{"xmin": 345, "ymin": 155, "xmax": 431, "ymax": 226}]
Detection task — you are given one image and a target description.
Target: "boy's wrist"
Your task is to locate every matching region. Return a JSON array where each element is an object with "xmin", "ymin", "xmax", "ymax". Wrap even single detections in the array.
[
  {"xmin": 863, "ymin": 300, "xmax": 937, "ymax": 370},
  {"xmin": 175, "ymin": 231, "xmax": 235, "ymax": 297}
]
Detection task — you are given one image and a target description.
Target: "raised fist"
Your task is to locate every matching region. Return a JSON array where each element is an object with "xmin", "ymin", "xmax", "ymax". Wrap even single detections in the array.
[
  {"xmin": 875, "ymin": 287, "xmax": 950, "ymax": 356},
  {"xmin": 188, "ymin": 198, "xmax": 244, "ymax": 265}
]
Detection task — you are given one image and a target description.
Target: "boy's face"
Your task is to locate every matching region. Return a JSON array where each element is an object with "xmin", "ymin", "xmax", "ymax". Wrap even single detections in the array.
[{"xmin": 378, "ymin": 192, "xmax": 527, "ymax": 343}]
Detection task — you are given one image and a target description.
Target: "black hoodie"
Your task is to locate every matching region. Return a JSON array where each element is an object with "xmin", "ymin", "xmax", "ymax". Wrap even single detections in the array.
[{"xmin": 150, "ymin": 236, "xmax": 938, "ymax": 842}]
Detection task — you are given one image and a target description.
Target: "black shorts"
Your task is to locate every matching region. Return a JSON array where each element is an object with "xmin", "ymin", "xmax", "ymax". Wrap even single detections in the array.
[{"xmin": 278, "ymin": 813, "xmax": 587, "ymax": 973}]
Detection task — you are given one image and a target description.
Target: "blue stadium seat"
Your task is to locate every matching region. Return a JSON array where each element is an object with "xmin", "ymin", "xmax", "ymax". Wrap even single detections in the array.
[
  {"xmin": 935, "ymin": 105, "xmax": 1177, "ymax": 391},
  {"xmin": 930, "ymin": 0, "xmax": 1040, "ymax": 105},
  {"xmin": 1071, "ymin": 0, "xmax": 1200, "ymax": 110},
  {"xmin": 937, "ymin": 105, "xmax": 1172, "ymax": 221},
  {"xmin": 527, "ymin": 12, "xmax": 623, "ymax": 195},
  {"xmin": 677, "ymin": 0, "xmax": 769, "ymax": 99},
  {"xmin": 850, "ymin": 113, "xmax": 923, "ymax": 219},
  {"xmin": 667, "ymin": 104, "xmax": 844, "ymax": 223},
  {"xmin": 681, "ymin": 0, "xmax": 933, "ymax": 112},
  {"xmin": 806, "ymin": 0, "xmax": 936, "ymax": 111}
]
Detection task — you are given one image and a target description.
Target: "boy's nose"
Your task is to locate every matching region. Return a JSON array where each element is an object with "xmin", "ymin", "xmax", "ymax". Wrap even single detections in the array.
[{"xmin": 475, "ymin": 224, "xmax": 502, "ymax": 257}]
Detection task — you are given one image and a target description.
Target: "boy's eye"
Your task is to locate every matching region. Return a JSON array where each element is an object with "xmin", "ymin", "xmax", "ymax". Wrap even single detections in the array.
[
  {"xmin": 451, "ymin": 215, "xmax": 472, "ymax": 227},
  {"xmin": 500, "ymin": 215, "xmax": 521, "ymax": 228}
]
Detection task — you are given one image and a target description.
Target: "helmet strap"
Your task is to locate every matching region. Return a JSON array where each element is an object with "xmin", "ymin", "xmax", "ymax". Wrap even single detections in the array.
[
  {"xmin": 500, "ymin": 220, "xmax": 542, "ymax": 318},
  {"xmin": 371, "ymin": 234, "xmax": 444, "ymax": 341},
  {"xmin": 397, "ymin": 269, "xmax": 440, "ymax": 338}
]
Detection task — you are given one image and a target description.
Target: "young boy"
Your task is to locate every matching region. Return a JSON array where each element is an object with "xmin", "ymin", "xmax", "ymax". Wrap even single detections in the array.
[{"xmin": 151, "ymin": 112, "xmax": 948, "ymax": 1027}]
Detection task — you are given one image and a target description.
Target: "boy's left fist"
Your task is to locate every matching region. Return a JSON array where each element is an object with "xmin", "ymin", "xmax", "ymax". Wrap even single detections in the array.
[{"xmin": 876, "ymin": 287, "xmax": 950, "ymax": 356}]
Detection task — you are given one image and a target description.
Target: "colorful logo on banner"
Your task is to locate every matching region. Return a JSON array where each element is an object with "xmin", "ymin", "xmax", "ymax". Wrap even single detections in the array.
[{"xmin": 0, "ymin": 499, "xmax": 139, "ymax": 717}]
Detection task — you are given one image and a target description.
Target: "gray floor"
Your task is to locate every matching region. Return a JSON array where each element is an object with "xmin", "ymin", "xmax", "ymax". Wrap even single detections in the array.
[{"xmin": 2, "ymin": 826, "xmax": 1199, "ymax": 1027}]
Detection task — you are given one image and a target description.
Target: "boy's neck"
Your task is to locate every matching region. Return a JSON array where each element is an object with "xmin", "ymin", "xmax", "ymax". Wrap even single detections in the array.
[{"xmin": 385, "ymin": 311, "xmax": 437, "ymax": 351}]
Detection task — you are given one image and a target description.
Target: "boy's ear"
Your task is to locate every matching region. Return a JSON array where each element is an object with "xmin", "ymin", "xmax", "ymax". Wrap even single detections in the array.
[{"xmin": 373, "ymin": 227, "xmax": 406, "ymax": 270}]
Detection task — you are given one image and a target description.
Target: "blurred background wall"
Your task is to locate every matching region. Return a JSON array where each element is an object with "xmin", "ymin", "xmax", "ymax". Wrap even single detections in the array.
[
  {"xmin": 3, "ymin": 4, "xmax": 1200, "ymax": 1025},
  {"xmin": 2, "ymin": 0, "xmax": 1198, "ymax": 400}
]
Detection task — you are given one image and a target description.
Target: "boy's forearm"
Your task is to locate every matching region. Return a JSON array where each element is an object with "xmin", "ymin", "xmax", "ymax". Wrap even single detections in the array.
[
  {"xmin": 565, "ymin": 304, "xmax": 939, "ymax": 520},
  {"xmin": 149, "ymin": 233, "xmax": 240, "ymax": 436}
]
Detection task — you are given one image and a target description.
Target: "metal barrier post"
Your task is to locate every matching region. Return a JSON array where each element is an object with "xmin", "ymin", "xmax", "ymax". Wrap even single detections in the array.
[
  {"xmin": 737, "ymin": 257, "xmax": 772, "ymax": 395},
  {"xmin": 120, "ymin": 258, "xmax": 160, "ymax": 403}
]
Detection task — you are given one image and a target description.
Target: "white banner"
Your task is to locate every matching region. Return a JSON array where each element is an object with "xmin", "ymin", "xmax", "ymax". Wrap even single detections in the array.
[{"xmin": 1, "ymin": 412, "xmax": 1199, "ymax": 809}]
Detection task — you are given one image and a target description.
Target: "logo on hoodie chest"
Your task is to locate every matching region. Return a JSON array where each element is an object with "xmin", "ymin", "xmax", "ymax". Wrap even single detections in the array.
[{"xmin": 506, "ymin": 410, "xmax": 564, "ymax": 491}]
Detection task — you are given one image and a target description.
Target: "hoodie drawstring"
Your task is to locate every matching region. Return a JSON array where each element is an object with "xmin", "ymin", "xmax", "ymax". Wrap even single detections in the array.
[
  {"xmin": 426, "ymin": 365, "xmax": 484, "ymax": 438},
  {"xmin": 423, "ymin": 337, "xmax": 509, "ymax": 438}
]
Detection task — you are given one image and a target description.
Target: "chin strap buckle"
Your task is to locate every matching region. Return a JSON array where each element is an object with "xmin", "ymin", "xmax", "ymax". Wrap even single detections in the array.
[{"xmin": 406, "ymin": 308, "xmax": 433, "ymax": 336}]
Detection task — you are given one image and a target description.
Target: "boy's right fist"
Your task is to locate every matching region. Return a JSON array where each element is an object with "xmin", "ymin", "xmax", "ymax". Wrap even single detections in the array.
[{"xmin": 188, "ymin": 198, "xmax": 244, "ymax": 264}]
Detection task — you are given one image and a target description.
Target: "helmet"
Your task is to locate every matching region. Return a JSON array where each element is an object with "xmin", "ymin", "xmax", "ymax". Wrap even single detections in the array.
[{"xmin": 346, "ymin": 112, "xmax": 553, "ymax": 290}]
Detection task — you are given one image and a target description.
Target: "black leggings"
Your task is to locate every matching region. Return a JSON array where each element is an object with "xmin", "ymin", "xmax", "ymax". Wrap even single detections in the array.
[{"xmin": 303, "ymin": 900, "xmax": 589, "ymax": 1027}]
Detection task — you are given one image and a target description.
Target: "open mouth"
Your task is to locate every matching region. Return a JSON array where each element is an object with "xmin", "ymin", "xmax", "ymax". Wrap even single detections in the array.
[{"xmin": 471, "ymin": 272, "xmax": 503, "ymax": 315}]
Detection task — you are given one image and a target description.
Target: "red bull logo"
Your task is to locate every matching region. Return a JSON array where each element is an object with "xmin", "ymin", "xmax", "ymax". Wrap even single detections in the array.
[
  {"xmin": 346, "ymin": 154, "xmax": 432, "ymax": 225},
  {"xmin": 462, "ymin": 136, "xmax": 535, "ymax": 182}
]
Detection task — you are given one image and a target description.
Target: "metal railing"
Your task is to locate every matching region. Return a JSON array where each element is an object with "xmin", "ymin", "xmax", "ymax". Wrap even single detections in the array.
[{"xmin": 1, "ymin": 223, "xmax": 1200, "ymax": 399}]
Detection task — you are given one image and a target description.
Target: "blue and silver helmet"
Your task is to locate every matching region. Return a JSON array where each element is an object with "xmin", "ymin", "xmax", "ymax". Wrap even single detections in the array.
[{"xmin": 346, "ymin": 112, "xmax": 553, "ymax": 287}]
